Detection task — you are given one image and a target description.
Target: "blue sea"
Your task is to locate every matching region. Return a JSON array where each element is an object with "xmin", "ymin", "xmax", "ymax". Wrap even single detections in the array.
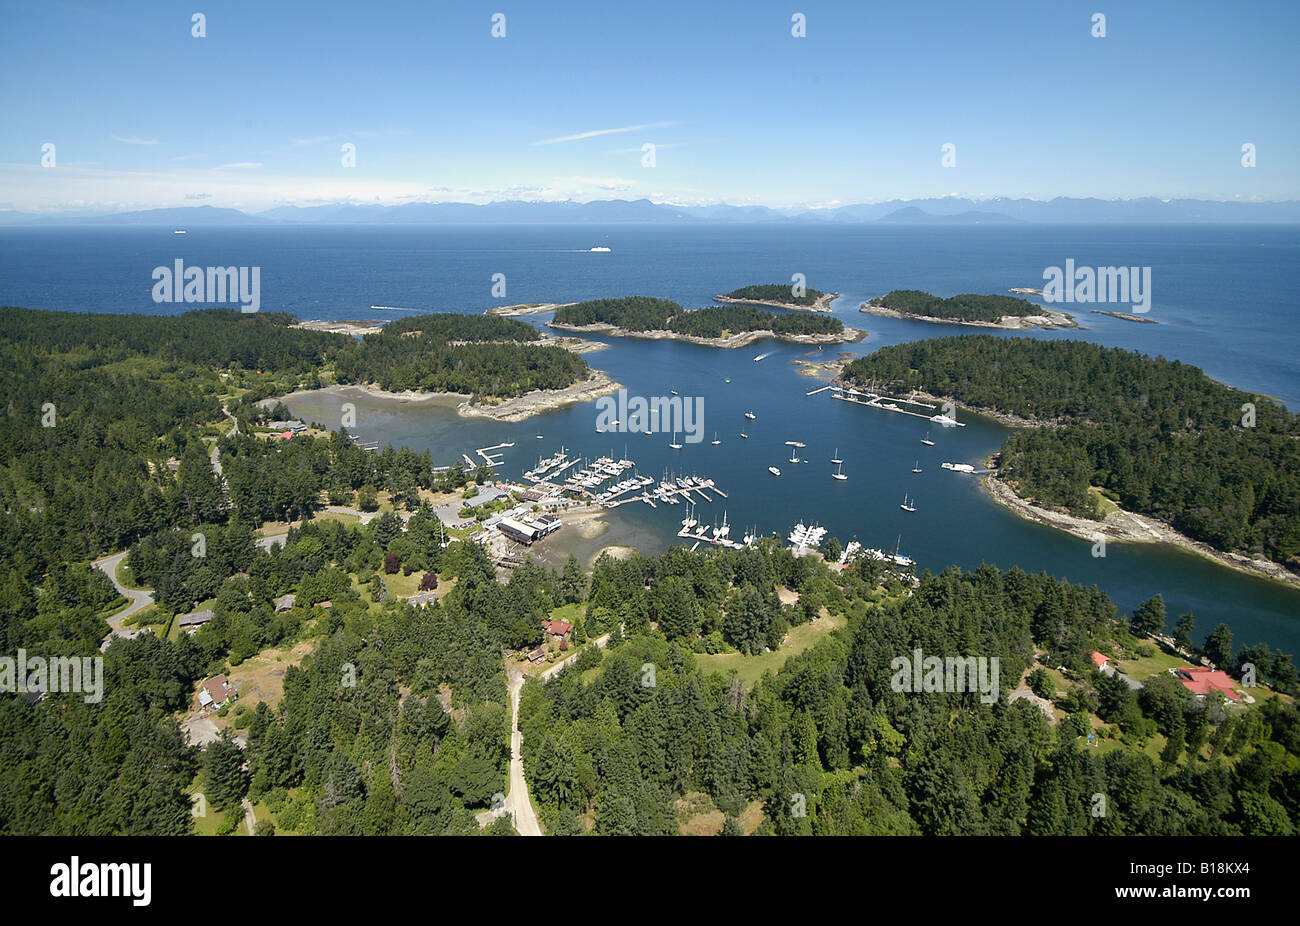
[{"xmin": 2, "ymin": 223, "xmax": 1298, "ymax": 655}]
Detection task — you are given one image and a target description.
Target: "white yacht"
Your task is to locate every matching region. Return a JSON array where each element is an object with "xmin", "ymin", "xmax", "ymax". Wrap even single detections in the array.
[{"xmin": 768, "ymin": 466, "xmax": 781, "ymax": 476}]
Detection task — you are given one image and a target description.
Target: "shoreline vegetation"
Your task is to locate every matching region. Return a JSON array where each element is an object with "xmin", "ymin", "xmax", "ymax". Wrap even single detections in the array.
[
  {"xmin": 713, "ymin": 287, "xmax": 839, "ymax": 313},
  {"xmin": 548, "ymin": 320, "xmax": 866, "ymax": 348},
  {"xmin": 841, "ymin": 337, "xmax": 1300, "ymax": 591},
  {"xmin": 982, "ymin": 470, "xmax": 1300, "ymax": 589},
  {"xmin": 861, "ymin": 290, "xmax": 1079, "ymax": 329}
]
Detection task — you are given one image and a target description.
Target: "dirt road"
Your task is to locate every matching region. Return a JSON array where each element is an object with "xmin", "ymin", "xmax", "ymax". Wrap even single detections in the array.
[{"xmin": 504, "ymin": 632, "xmax": 610, "ymax": 836}]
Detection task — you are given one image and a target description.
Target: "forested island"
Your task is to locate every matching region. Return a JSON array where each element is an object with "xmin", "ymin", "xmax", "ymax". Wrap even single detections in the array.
[
  {"xmin": 714, "ymin": 283, "xmax": 838, "ymax": 313},
  {"xmin": 549, "ymin": 296, "xmax": 862, "ymax": 347},
  {"xmin": 842, "ymin": 336, "xmax": 1300, "ymax": 580},
  {"xmin": 862, "ymin": 290, "xmax": 1077, "ymax": 329}
]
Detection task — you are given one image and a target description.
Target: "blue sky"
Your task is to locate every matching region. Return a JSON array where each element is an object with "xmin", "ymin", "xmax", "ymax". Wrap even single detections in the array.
[{"xmin": 1, "ymin": 0, "xmax": 1297, "ymax": 212}]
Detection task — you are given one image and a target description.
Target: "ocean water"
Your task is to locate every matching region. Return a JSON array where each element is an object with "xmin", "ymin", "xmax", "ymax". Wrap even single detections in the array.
[{"xmin": 2, "ymin": 223, "xmax": 1298, "ymax": 654}]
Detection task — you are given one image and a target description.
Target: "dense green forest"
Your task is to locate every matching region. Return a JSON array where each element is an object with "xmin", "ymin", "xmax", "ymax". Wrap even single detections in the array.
[
  {"xmin": 842, "ymin": 336, "xmax": 1300, "ymax": 567},
  {"xmin": 721, "ymin": 283, "xmax": 827, "ymax": 307},
  {"xmin": 867, "ymin": 290, "xmax": 1042, "ymax": 322},
  {"xmin": 0, "ymin": 306, "xmax": 581, "ymax": 584},
  {"xmin": 3, "ymin": 305, "xmax": 1297, "ymax": 838},
  {"xmin": 552, "ymin": 296, "xmax": 844, "ymax": 337},
  {"xmin": 520, "ymin": 555, "xmax": 1300, "ymax": 835}
]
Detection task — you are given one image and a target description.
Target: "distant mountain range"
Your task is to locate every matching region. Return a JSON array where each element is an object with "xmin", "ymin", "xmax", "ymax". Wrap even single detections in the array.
[{"xmin": 2, "ymin": 197, "xmax": 1298, "ymax": 226}]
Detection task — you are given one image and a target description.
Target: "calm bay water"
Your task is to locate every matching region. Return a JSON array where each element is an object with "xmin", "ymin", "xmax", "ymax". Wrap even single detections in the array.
[{"xmin": 2, "ymin": 223, "xmax": 1297, "ymax": 654}]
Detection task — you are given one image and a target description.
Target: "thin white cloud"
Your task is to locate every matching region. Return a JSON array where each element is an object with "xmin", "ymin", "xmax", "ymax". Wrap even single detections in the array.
[
  {"xmin": 531, "ymin": 121, "xmax": 677, "ymax": 146},
  {"xmin": 214, "ymin": 162, "xmax": 263, "ymax": 170},
  {"xmin": 110, "ymin": 134, "xmax": 162, "ymax": 145}
]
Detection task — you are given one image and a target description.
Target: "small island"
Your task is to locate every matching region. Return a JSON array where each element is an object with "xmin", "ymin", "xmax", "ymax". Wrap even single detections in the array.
[
  {"xmin": 1093, "ymin": 310, "xmax": 1158, "ymax": 324},
  {"xmin": 714, "ymin": 283, "xmax": 839, "ymax": 313},
  {"xmin": 548, "ymin": 296, "xmax": 865, "ymax": 347},
  {"xmin": 861, "ymin": 290, "xmax": 1077, "ymax": 329}
]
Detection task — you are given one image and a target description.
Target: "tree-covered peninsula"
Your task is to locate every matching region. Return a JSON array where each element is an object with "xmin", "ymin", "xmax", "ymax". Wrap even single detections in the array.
[{"xmin": 842, "ymin": 336, "xmax": 1300, "ymax": 570}]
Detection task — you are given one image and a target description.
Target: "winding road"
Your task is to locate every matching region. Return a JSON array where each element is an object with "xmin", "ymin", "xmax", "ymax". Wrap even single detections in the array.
[{"xmin": 92, "ymin": 551, "xmax": 155, "ymax": 642}]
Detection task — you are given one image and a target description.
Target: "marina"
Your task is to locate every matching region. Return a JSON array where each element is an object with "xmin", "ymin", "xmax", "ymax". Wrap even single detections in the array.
[{"xmin": 830, "ymin": 386, "xmax": 966, "ymax": 426}]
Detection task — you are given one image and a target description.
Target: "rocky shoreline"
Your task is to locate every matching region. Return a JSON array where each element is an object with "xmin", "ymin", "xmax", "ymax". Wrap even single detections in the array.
[
  {"xmin": 984, "ymin": 472, "xmax": 1300, "ymax": 589},
  {"xmin": 860, "ymin": 300, "xmax": 1079, "ymax": 330},
  {"xmin": 1093, "ymin": 310, "xmax": 1158, "ymax": 324},
  {"xmin": 547, "ymin": 320, "xmax": 866, "ymax": 348},
  {"xmin": 713, "ymin": 291, "xmax": 839, "ymax": 313}
]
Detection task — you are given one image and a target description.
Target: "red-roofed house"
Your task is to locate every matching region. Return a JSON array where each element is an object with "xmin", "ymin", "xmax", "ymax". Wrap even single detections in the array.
[
  {"xmin": 1089, "ymin": 651, "xmax": 1109, "ymax": 670},
  {"xmin": 1173, "ymin": 666, "xmax": 1242, "ymax": 702},
  {"xmin": 542, "ymin": 619, "xmax": 573, "ymax": 641}
]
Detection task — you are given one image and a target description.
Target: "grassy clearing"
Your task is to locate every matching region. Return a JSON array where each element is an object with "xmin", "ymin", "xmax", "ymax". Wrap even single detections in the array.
[
  {"xmin": 696, "ymin": 613, "xmax": 846, "ymax": 686},
  {"xmin": 1089, "ymin": 486, "xmax": 1120, "ymax": 517},
  {"xmin": 1113, "ymin": 648, "xmax": 1188, "ymax": 683},
  {"xmin": 114, "ymin": 559, "xmax": 149, "ymax": 590},
  {"xmin": 548, "ymin": 602, "xmax": 584, "ymax": 624}
]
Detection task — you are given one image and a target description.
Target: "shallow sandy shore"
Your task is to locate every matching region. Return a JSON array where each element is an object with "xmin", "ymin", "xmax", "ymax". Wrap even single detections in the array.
[
  {"xmin": 484, "ymin": 302, "xmax": 578, "ymax": 317},
  {"xmin": 273, "ymin": 370, "xmax": 622, "ymax": 423},
  {"xmin": 547, "ymin": 321, "xmax": 865, "ymax": 348},
  {"xmin": 457, "ymin": 370, "xmax": 622, "ymax": 422},
  {"xmin": 984, "ymin": 473, "xmax": 1300, "ymax": 589},
  {"xmin": 713, "ymin": 292, "xmax": 840, "ymax": 313},
  {"xmin": 793, "ymin": 353, "xmax": 859, "ymax": 380},
  {"xmin": 860, "ymin": 300, "xmax": 1079, "ymax": 330},
  {"xmin": 292, "ymin": 319, "xmax": 385, "ymax": 335}
]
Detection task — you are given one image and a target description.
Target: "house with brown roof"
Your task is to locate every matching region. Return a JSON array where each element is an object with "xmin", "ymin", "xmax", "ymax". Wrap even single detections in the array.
[
  {"xmin": 198, "ymin": 675, "xmax": 237, "ymax": 710},
  {"xmin": 542, "ymin": 619, "xmax": 573, "ymax": 641}
]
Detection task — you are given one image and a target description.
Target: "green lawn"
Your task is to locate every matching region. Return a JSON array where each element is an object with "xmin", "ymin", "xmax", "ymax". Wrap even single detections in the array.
[
  {"xmin": 696, "ymin": 613, "xmax": 846, "ymax": 686},
  {"xmin": 1112, "ymin": 648, "xmax": 1189, "ymax": 685},
  {"xmin": 114, "ymin": 559, "xmax": 150, "ymax": 591}
]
